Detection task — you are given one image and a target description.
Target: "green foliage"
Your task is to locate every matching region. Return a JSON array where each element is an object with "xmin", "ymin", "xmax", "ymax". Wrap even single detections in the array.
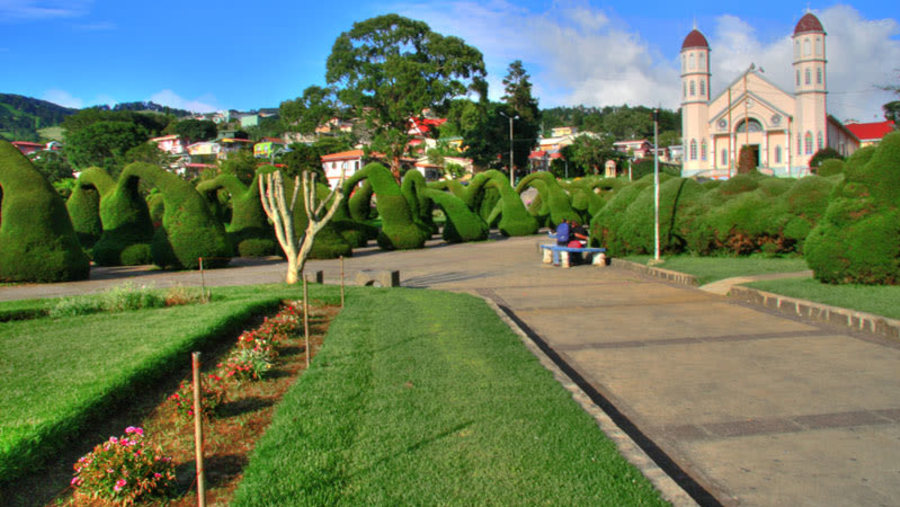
[
  {"xmin": 117, "ymin": 163, "xmax": 232, "ymax": 269},
  {"xmin": 280, "ymin": 86, "xmax": 338, "ymax": 136},
  {"xmin": 516, "ymin": 171, "xmax": 580, "ymax": 226},
  {"xmin": 737, "ymin": 145, "xmax": 758, "ymax": 173},
  {"xmin": 280, "ymin": 143, "xmax": 326, "ymax": 181},
  {"xmin": 465, "ymin": 170, "xmax": 538, "ymax": 236},
  {"xmin": 0, "ymin": 140, "xmax": 90, "ymax": 282},
  {"xmin": 589, "ymin": 176, "xmax": 654, "ymax": 255},
  {"xmin": 424, "ymin": 188, "xmax": 488, "ymax": 242},
  {"xmin": 197, "ymin": 173, "xmax": 275, "ymax": 257},
  {"xmin": 501, "ymin": 60, "xmax": 541, "ymax": 171},
  {"xmin": 28, "ymin": 150, "xmax": 73, "ymax": 183},
  {"xmin": 540, "ymin": 104, "xmax": 680, "ymax": 141},
  {"xmin": 809, "ymin": 146, "xmax": 844, "ymax": 169},
  {"xmin": 617, "ymin": 177, "xmax": 705, "ymax": 255},
  {"xmin": 344, "ymin": 163, "xmax": 430, "ymax": 250},
  {"xmin": 805, "ymin": 131, "xmax": 900, "ymax": 284},
  {"xmin": 566, "ymin": 134, "xmax": 623, "ymax": 175},
  {"xmin": 83, "ymin": 167, "xmax": 155, "ymax": 266},
  {"xmin": 172, "ymin": 118, "xmax": 217, "ymax": 143},
  {"xmin": 65, "ymin": 172, "xmax": 104, "ymax": 249},
  {"xmin": 326, "ymin": 14, "xmax": 486, "ymax": 176},
  {"xmin": 817, "ymin": 158, "xmax": 845, "ymax": 177},
  {"xmin": 218, "ymin": 150, "xmax": 258, "ymax": 185},
  {"xmin": 629, "ymin": 158, "xmax": 681, "ymax": 180},
  {"xmin": 64, "ymin": 121, "xmax": 150, "ymax": 177},
  {"xmin": 0, "ymin": 93, "xmax": 76, "ymax": 142}
]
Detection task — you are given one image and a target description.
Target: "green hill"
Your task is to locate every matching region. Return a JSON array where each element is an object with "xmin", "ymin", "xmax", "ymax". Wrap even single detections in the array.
[{"xmin": 0, "ymin": 94, "xmax": 77, "ymax": 142}]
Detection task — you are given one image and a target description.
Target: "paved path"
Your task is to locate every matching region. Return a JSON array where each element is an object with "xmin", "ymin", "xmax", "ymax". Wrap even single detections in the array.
[
  {"xmin": 2, "ymin": 235, "xmax": 898, "ymax": 506},
  {"xmin": 699, "ymin": 270, "xmax": 814, "ymax": 296}
]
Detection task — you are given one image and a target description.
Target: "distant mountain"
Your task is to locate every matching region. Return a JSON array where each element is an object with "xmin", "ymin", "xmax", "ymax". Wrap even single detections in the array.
[
  {"xmin": 94, "ymin": 101, "xmax": 195, "ymax": 117},
  {"xmin": 0, "ymin": 93, "xmax": 77, "ymax": 142}
]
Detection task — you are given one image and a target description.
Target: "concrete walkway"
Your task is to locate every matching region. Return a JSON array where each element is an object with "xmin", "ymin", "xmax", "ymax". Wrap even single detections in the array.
[
  {"xmin": 699, "ymin": 270, "xmax": 814, "ymax": 296},
  {"xmin": 2, "ymin": 235, "xmax": 898, "ymax": 506}
]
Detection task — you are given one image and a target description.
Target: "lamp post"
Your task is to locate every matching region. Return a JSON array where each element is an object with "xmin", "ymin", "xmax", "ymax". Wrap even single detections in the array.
[{"xmin": 499, "ymin": 111, "xmax": 519, "ymax": 185}]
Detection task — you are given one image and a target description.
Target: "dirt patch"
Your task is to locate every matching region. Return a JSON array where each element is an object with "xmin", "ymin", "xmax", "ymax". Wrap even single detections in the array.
[{"xmin": 1, "ymin": 302, "xmax": 340, "ymax": 506}]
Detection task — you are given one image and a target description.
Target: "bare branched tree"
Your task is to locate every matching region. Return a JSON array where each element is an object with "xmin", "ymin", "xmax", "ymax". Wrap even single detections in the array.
[{"xmin": 259, "ymin": 169, "xmax": 345, "ymax": 284}]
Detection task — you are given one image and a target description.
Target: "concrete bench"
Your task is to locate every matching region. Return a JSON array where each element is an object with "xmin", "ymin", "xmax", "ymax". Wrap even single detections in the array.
[
  {"xmin": 540, "ymin": 244, "xmax": 607, "ymax": 268},
  {"xmin": 355, "ymin": 269, "xmax": 400, "ymax": 287}
]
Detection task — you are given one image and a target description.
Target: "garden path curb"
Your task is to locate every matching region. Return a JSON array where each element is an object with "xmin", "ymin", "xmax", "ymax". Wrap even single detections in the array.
[{"xmin": 482, "ymin": 297, "xmax": 699, "ymax": 507}]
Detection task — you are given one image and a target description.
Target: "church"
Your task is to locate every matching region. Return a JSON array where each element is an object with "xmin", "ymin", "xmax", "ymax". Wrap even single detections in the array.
[{"xmin": 680, "ymin": 12, "xmax": 859, "ymax": 179}]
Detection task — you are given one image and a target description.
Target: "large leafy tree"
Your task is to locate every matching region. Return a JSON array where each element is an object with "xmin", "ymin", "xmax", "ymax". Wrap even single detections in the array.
[
  {"xmin": 325, "ymin": 14, "xmax": 486, "ymax": 179},
  {"xmin": 502, "ymin": 60, "xmax": 541, "ymax": 174},
  {"xmin": 568, "ymin": 134, "xmax": 622, "ymax": 175},
  {"xmin": 280, "ymin": 85, "xmax": 339, "ymax": 135},
  {"xmin": 64, "ymin": 120, "xmax": 150, "ymax": 177},
  {"xmin": 173, "ymin": 118, "xmax": 217, "ymax": 143}
]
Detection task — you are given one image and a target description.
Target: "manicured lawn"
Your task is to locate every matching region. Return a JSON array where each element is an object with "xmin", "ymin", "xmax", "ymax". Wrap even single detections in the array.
[
  {"xmin": 746, "ymin": 278, "xmax": 900, "ymax": 320},
  {"xmin": 624, "ymin": 255, "xmax": 809, "ymax": 285},
  {"xmin": 233, "ymin": 288, "xmax": 666, "ymax": 505},
  {"xmin": 0, "ymin": 284, "xmax": 330, "ymax": 482}
]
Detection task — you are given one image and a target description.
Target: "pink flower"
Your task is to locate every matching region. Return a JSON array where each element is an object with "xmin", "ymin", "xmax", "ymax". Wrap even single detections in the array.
[
  {"xmin": 125, "ymin": 426, "xmax": 143, "ymax": 436},
  {"xmin": 154, "ymin": 472, "xmax": 162, "ymax": 479},
  {"xmin": 109, "ymin": 436, "xmax": 118, "ymax": 444},
  {"xmin": 70, "ymin": 477, "xmax": 82, "ymax": 486},
  {"xmin": 114, "ymin": 478, "xmax": 127, "ymax": 492}
]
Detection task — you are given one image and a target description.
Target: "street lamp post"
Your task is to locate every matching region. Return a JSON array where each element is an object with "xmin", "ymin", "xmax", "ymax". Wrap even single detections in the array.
[{"xmin": 499, "ymin": 111, "xmax": 519, "ymax": 185}]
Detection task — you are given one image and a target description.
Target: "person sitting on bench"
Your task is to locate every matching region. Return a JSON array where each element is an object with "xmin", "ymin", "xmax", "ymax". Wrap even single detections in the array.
[
  {"xmin": 567, "ymin": 221, "xmax": 589, "ymax": 264},
  {"xmin": 553, "ymin": 219, "xmax": 570, "ymax": 265}
]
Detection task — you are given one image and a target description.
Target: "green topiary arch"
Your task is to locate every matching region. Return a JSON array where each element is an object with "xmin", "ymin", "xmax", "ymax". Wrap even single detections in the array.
[
  {"xmin": 197, "ymin": 173, "xmax": 276, "ymax": 257},
  {"xmin": 464, "ymin": 170, "xmax": 538, "ymax": 236},
  {"xmin": 516, "ymin": 171, "xmax": 581, "ymax": 227},
  {"xmin": 0, "ymin": 140, "xmax": 90, "ymax": 282}
]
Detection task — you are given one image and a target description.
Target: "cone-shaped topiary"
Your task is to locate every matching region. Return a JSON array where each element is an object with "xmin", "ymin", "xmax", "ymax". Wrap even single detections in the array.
[
  {"xmin": 516, "ymin": 171, "xmax": 581, "ymax": 227},
  {"xmin": 197, "ymin": 173, "xmax": 275, "ymax": 257},
  {"xmin": 342, "ymin": 163, "xmax": 431, "ymax": 250},
  {"xmin": 85, "ymin": 166, "xmax": 156, "ymax": 266},
  {"xmin": 65, "ymin": 167, "xmax": 108, "ymax": 250},
  {"xmin": 589, "ymin": 175, "xmax": 654, "ymax": 255},
  {"xmin": 119, "ymin": 162, "xmax": 232, "ymax": 269},
  {"xmin": 0, "ymin": 140, "xmax": 90, "ymax": 282},
  {"xmin": 401, "ymin": 170, "xmax": 438, "ymax": 235},
  {"xmin": 805, "ymin": 132, "xmax": 900, "ymax": 284},
  {"xmin": 615, "ymin": 176, "xmax": 706, "ymax": 255}
]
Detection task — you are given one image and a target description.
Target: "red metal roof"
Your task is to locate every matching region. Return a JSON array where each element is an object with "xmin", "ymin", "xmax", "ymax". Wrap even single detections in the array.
[
  {"xmin": 11, "ymin": 141, "xmax": 44, "ymax": 147},
  {"xmin": 843, "ymin": 121, "xmax": 895, "ymax": 142},
  {"xmin": 682, "ymin": 29, "xmax": 709, "ymax": 50},
  {"xmin": 794, "ymin": 13, "xmax": 824, "ymax": 35},
  {"xmin": 321, "ymin": 149, "xmax": 365, "ymax": 161}
]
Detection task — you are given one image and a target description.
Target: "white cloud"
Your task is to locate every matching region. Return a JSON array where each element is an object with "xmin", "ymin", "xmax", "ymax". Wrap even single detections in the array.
[
  {"xmin": 149, "ymin": 90, "xmax": 219, "ymax": 113},
  {"xmin": 41, "ymin": 89, "xmax": 84, "ymax": 108},
  {"xmin": 0, "ymin": 0, "xmax": 92, "ymax": 21},
  {"xmin": 392, "ymin": 1, "xmax": 897, "ymax": 121}
]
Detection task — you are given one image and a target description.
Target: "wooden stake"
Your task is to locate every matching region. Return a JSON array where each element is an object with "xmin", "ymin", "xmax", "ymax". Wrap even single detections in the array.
[
  {"xmin": 191, "ymin": 352, "xmax": 206, "ymax": 507},
  {"xmin": 340, "ymin": 255, "xmax": 345, "ymax": 308},
  {"xmin": 303, "ymin": 275, "xmax": 310, "ymax": 368},
  {"xmin": 198, "ymin": 258, "xmax": 208, "ymax": 302}
]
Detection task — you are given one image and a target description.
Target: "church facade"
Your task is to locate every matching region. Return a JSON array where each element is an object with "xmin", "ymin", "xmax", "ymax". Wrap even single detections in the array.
[{"xmin": 680, "ymin": 12, "xmax": 859, "ymax": 179}]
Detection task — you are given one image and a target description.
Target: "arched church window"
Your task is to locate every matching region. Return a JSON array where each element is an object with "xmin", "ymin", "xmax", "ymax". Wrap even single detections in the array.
[
  {"xmin": 816, "ymin": 67, "xmax": 822, "ymax": 84},
  {"xmin": 794, "ymin": 40, "xmax": 800, "ymax": 58},
  {"xmin": 721, "ymin": 149, "xmax": 728, "ymax": 166},
  {"xmin": 700, "ymin": 79, "xmax": 706, "ymax": 96},
  {"xmin": 701, "ymin": 140, "xmax": 707, "ymax": 161},
  {"xmin": 817, "ymin": 131, "xmax": 824, "ymax": 150},
  {"xmin": 775, "ymin": 145, "xmax": 782, "ymax": 164},
  {"xmin": 804, "ymin": 132, "xmax": 813, "ymax": 155},
  {"xmin": 682, "ymin": 55, "xmax": 686, "ymax": 72},
  {"xmin": 796, "ymin": 70, "xmax": 801, "ymax": 86},
  {"xmin": 690, "ymin": 139, "xmax": 697, "ymax": 160},
  {"xmin": 797, "ymin": 134, "xmax": 802, "ymax": 155},
  {"xmin": 699, "ymin": 52, "xmax": 706, "ymax": 70},
  {"xmin": 805, "ymin": 68, "xmax": 811, "ymax": 85},
  {"xmin": 689, "ymin": 53, "xmax": 695, "ymax": 70},
  {"xmin": 803, "ymin": 39, "xmax": 811, "ymax": 56},
  {"xmin": 690, "ymin": 80, "xmax": 696, "ymax": 96},
  {"xmin": 736, "ymin": 118, "xmax": 763, "ymax": 133},
  {"xmin": 815, "ymin": 37, "xmax": 822, "ymax": 56},
  {"xmin": 683, "ymin": 82, "xmax": 686, "ymax": 98}
]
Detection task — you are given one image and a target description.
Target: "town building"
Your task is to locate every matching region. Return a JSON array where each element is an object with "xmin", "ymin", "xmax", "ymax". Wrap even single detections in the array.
[
  {"xmin": 843, "ymin": 120, "xmax": 896, "ymax": 147},
  {"xmin": 680, "ymin": 12, "xmax": 859, "ymax": 179}
]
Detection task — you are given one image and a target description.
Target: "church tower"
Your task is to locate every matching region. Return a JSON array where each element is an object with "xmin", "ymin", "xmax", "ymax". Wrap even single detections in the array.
[
  {"xmin": 792, "ymin": 12, "xmax": 827, "ymax": 166},
  {"xmin": 681, "ymin": 28, "xmax": 711, "ymax": 174}
]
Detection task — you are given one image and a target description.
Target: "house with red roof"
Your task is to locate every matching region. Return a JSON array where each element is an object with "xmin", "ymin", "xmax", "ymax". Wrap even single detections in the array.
[{"xmin": 843, "ymin": 121, "xmax": 895, "ymax": 147}]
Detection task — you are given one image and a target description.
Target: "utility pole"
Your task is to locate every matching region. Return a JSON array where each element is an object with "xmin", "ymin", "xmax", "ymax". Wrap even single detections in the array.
[
  {"xmin": 653, "ymin": 108, "xmax": 660, "ymax": 261},
  {"xmin": 499, "ymin": 111, "xmax": 519, "ymax": 185}
]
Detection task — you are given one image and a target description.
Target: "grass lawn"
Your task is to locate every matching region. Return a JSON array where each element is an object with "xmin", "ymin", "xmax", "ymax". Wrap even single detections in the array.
[
  {"xmin": 232, "ymin": 288, "xmax": 666, "ymax": 505},
  {"xmin": 746, "ymin": 278, "xmax": 900, "ymax": 321},
  {"xmin": 624, "ymin": 255, "xmax": 809, "ymax": 285},
  {"xmin": 0, "ymin": 283, "xmax": 324, "ymax": 482}
]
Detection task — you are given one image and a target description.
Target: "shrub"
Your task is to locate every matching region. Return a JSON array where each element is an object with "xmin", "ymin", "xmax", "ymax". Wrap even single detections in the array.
[
  {"xmin": 616, "ymin": 176, "xmax": 706, "ymax": 255},
  {"xmin": 167, "ymin": 375, "xmax": 227, "ymax": 422},
  {"xmin": 809, "ymin": 146, "xmax": 844, "ymax": 169},
  {"xmin": 817, "ymin": 158, "xmax": 844, "ymax": 177},
  {"xmin": 65, "ymin": 175, "xmax": 103, "ymax": 250},
  {"xmin": 425, "ymin": 188, "xmax": 488, "ymax": 243},
  {"xmin": 87, "ymin": 167, "xmax": 156, "ymax": 266},
  {"xmin": 589, "ymin": 175, "xmax": 654, "ymax": 255},
  {"xmin": 0, "ymin": 140, "xmax": 90, "ymax": 282},
  {"xmin": 197, "ymin": 173, "xmax": 276, "ymax": 257},
  {"xmin": 805, "ymin": 132, "xmax": 900, "ymax": 284},
  {"xmin": 516, "ymin": 171, "xmax": 580, "ymax": 227},
  {"xmin": 71, "ymin": 427, "xmax": 176, "ymax": 504},
  {"xmin": 120, "ymin": 162, "xmax": 232, "ymax": 269}
]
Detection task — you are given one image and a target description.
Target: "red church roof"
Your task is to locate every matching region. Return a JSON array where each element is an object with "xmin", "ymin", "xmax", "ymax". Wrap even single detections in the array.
[
  {"xmin": 794, "ymin": 13, "xmax": 824, "ymax": 35},
  {"xmin": 681, "ymin": 29, "xmax": 709, "ymax": 50},
  {"xmin": 843, "ymin": 121, "xmax": 895, "ymax": 142}
]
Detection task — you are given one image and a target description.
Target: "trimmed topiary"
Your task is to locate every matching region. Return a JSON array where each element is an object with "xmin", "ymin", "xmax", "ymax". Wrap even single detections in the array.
[
  {"xmin": 464, "ymin": 170, "xmax": 538, "ymax": 236},
  {"xmin": 424, "ymin": 188, "xmax": 489, "ymax": 243},
  {"xmin": 343, "ymin": 163, "xmax": 430, "ymax": 250},
  {"xmin": 401, "ymin": 170, "xmax": 438, "ymax": 235},
  {"xmin": 78, "ymin": 167, "xmax": 156, "ymax": 267},
  {"xmin": 805, "ymin": 132, "xmax": 900, "ymax": 284},
  {"xmin": 615, "ymin": 176, "xmax": 706, "ymax": 255},
  {"xmin": 516, "ymin": 171, "xmax": 581, "ymax": 227},
  {"xmin": 197, "ymin": 173, "xmax": 276, "ymax": 257},
  {"xmin": 817, "ymin": 159, "xmax": 844, "ymax": 177},
  {"xmin": 0, "ymin": 140, "xmax": 90, "ymax": 282},
  {"xmin": 65, "ymin": 168, "xmax": 105, "ymax": 250},
  {"xmin": 119, "ymin": 162, "xmax": 232, "ymax": 269},
  {"xmin": 589, "ymin": 175, "xmax": 654, "ymax": 255}
]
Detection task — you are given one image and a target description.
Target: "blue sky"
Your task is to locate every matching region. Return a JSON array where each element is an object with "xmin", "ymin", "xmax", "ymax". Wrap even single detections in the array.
[{"xmin": 1, "ymin": 1, "xmax": 897, "ymax": 122}]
